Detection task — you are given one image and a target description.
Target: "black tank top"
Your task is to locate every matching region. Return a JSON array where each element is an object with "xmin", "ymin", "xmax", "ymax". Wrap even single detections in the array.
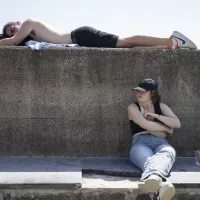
[{"xmin": 129, "ymin": 102, "xmax": 163, "ymax": 136}]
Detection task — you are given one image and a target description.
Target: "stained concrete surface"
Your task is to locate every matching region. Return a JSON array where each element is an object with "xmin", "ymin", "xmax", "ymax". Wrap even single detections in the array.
[{"xmin": 0, "ymin": 47, "xmax": 199, "ymax": 157}]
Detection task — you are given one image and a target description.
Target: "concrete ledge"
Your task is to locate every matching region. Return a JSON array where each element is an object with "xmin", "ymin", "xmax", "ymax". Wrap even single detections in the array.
[
  {"xmin": 0, "ymin": 156, "xmax": 199, "ymax": 199},
  {"xmin": 0, "ymin": 157, "xmax": 82, "ymax": 189},
  {"xmin": 1, "ymin": 156, "xmax": 200, "ymax": 189},
  {"xmin": 83, "ymin": 157, "xmax": 200, "ymax": 188}
]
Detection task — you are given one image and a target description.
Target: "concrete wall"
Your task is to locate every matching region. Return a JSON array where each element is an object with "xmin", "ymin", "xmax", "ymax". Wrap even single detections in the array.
[{"xmin": 0, "ymin": 47, "xmax": 199, "ymax": 156}]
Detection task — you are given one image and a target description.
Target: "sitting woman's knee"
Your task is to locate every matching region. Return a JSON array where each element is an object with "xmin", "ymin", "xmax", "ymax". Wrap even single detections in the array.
[
  {"xmin": 170, "ymin": 147, "xmax": 176, "ymax": 158},
  {"xmin": 164, "ymin": 146, "xmax": 176, "ymax": 159}
]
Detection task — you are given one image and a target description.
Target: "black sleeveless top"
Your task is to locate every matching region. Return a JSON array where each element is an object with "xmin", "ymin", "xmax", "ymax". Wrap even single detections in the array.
[{"xmin": 130, "ymin": 102, "xmax": 163, "ymax": 136}]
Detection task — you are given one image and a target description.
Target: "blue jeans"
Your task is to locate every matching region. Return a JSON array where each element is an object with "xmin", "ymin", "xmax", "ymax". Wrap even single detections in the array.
[{"xmin": 129, "ymin": 134, "xmax": 176, "ymax": 181}]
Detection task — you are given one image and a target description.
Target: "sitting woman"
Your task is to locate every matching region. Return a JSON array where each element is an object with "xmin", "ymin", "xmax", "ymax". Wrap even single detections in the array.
[{"xmin": 128, "ymin": 78, "xmax": 181, "ymax": 200}]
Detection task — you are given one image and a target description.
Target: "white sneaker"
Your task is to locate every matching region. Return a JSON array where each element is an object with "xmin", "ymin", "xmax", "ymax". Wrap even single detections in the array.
[
  {"xmin": 159, "ymin": 181, "xmax": 175, "ymax": 200},
  {"xmin": 170, "ymin": 31, "xmax": 197, "ymax": 49},
  {"xmin": 138, "ymin": 174, "xmax": 162, "ymax": 194}
]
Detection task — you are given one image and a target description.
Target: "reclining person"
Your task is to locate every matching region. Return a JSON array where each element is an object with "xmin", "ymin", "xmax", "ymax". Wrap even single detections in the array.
[
  {"xmin": 0, "ymin": 19, "xmax": 197, "ymax": 49},
  {"xmin": 128, "ymin": 78, "xmax": 181, "ymax": 200}
]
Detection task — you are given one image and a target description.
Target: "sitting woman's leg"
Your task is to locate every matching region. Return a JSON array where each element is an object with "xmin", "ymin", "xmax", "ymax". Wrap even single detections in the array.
[
  {"xmin": 153, "ymin": 144, "xmax": 176, "ymax": 200},
  {"xmin": 141, "ymin": 143, "xmax": 176, "ymax": 181},
  {"xmin": 129, "ymin": 136, "xmax": 176, "ymax": 197},
  {"xmin": 130, "ymin": 143, "xmax": 163, "ymax": 193},
  {"xmin": 130, "ymin": 144, "xmax": 154, "ymax": 171}
]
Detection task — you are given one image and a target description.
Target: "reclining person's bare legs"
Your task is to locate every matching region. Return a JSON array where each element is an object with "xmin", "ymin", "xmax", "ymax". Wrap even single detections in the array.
[
  {"xmin": 116, "ymin": 31, "xmax": 197, "ymax": 49},
  {"xmin": 117, "ymin": 35, "xmax": 172, "ymax": 48}
]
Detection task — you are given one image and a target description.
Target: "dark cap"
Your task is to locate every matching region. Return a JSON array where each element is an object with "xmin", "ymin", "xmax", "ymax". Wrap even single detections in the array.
[{"xmin": 132, "ymin": 78, "xmax": 158, "ymax": 92}]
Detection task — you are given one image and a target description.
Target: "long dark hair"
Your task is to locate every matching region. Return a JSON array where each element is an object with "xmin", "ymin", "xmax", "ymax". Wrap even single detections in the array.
[{"xmin": 151, "ymin": 91, "xmax": 161, "ymax": 104}]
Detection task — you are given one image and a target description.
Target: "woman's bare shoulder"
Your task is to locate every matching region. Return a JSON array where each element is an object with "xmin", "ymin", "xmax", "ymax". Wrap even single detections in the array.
[{"xmin": 128, "ymin": 103, "xmax": 140, "ymax": 113}]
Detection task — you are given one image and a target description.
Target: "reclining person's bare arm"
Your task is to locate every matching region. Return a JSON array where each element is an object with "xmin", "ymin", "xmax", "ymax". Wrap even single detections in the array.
[{"xmin": 0, "ymin": 19, "xmax": 33, "ymax": 46}]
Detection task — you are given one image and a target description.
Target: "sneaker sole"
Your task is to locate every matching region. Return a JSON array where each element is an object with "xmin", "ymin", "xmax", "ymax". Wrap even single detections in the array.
[
  {"xmin": 173, "ymin": 31, "xmax": 197, "ymax": 49},
  {"xmin": 138, "ymin": 178, "xmax": 161, "ymax": 193},
  {"xmin": 159, "ymin": 184, "xmax": 175, "ymax": 200}
]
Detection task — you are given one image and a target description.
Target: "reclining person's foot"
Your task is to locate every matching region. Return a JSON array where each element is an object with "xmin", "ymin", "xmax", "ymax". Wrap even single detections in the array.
[
  {"xmin": 170, "ymin": 31, "xmax": 197, "ymax": 49},
  {"xmin": 158, "ymin": 181, "xmax": 175, "ymax": 200},
  {"xmin": 138, "ymin": 174, "xmax": 162, "ymax": 194}
]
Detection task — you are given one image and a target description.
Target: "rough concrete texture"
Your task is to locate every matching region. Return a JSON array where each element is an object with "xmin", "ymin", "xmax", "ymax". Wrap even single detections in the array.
[
  {"xmin": 0, "ymin": 47, "xmax": 200, "ymax": 156},
  {"xmin": 0, "ymin": 175, "xmax": 200, "ymax": 200}
]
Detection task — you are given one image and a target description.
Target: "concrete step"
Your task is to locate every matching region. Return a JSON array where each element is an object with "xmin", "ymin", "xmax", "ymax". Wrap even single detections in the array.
[
  {"xmin": 0, "ymin": 175, "xmax": 200, "ymax": 200},
  {"xmin": 0, "ymin": 156, "xmax": 200, "ymax": 189},
  {"xmin": 0, "ymin": 156, "xmax": 199, "ymax": 199},
  {"xmin": 83, "ymin": 157, "xmax": 200, "ymax": 188},
  {"xmin": 0, "ymin": 157, "xmax": 82, "ymax": 189}
]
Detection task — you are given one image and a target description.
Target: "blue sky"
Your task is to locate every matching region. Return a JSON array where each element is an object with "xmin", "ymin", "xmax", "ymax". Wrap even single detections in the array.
[{"xmin": 0, "ymin": 0, "xmax": 199, "ymax": 47}]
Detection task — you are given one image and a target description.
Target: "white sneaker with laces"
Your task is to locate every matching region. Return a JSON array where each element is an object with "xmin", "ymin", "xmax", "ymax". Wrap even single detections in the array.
[
  {"xmin": 159, "ymin": 181, "xmax": 175, "ymax": 200},
  {"xmin": 170, "ymin": 31, "xmax": 197, "ymax": 49},
  {"xmin": 138, "ymin": 174, "xmax": 162, "ymax": 194}
]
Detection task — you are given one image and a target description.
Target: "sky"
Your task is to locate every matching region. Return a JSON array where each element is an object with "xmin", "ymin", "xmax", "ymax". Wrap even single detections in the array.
[{"xmin": 0, "ymin": 0, "xmax": 199, "ymax": 48}]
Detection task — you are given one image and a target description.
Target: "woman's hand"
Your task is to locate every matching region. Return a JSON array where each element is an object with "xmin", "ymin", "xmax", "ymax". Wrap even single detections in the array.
[
  {"xmin": 144, "ymin": 112, "xmax": 174, "ymax": 135},
  {"xmin": 144, "ymin": 112, "xmax": 159, "ymax": 120},
  {"xmin": 165, "ymin": 126, "xmax": 174, "ymax": 135}
]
